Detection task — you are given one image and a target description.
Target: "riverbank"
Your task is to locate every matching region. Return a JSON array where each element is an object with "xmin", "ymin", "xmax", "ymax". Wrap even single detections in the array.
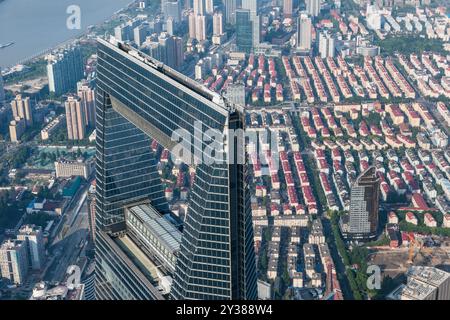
[{"xmin": 0, "ymin": 0, "xmax": 138, "ymax": 68}]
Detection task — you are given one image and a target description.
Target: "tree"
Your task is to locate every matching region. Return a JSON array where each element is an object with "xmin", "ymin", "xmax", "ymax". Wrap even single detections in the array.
[{"xmin": 373, "ymin": 275, "xmax": 397, "ymax": 300}]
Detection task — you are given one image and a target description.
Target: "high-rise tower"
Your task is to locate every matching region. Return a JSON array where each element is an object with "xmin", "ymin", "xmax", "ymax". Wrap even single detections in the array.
[
  {"xmin": 297, "ymin": 14, "xmax": 312, "ymax": 51},
  {"xmin": 95, "ymin": 38, "xmax": 257, "ymax": 300},
  {"xmin": 341, "ymin": 167, "xmax": 380, "ymax": 240}
]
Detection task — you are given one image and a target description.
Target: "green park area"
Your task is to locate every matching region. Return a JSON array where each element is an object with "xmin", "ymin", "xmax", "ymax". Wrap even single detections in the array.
[
  {"xmin": 25, "ymin": 146, "xmax": 95, "ymax": 170},
  {"xmin": 376, "ymin": 36, "xmax": 447, "ymax": 56}
]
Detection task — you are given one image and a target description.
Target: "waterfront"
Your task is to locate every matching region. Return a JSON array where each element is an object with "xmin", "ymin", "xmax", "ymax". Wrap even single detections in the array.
[{"xmin": 0, "ymin": 0, "xmax": 132, "ymax": 68}]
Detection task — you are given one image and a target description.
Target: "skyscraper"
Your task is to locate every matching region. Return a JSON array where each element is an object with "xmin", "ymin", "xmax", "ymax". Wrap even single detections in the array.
[
  {"xmin": 236, "ymin": 9, "xmax": 253, "ymax": 53},
  {"xmin": 188, "ymin": 11, "xmax": 197, "ymax": 39},
  {"xmin": 195, "ymin": 14, "xmax": 207, "ymax": 41},
  {"xmin": 318, "ymin": 31, "xmax": 335, "ymax": 58},
  {"xmin": 163, "ymin": 0, "xmax": 182, "ymax": 23},
  {"xmin": 284, "ymin": 0, "xmax": 293, "ymax": 18},
  {"xmin": 306, "ymin": 0, "xmax": 321, "ymax": 17},
  {"xmin": 205, "ymin": 0, "xmax": 214, "ymax": 14},
  {"xmin": 9, "ymin": 117, "xmax": 26, "ymax": 143},
  {"xmin": 172, "ymin": 36, "xmax": 185, "ymax": 70},
  {"xmin": 193, "ymin": 0, "xmax": 205, "ymax": 15},
  {"xmin": 133, "ymin": 23, "xmax": 149, "ymax": 47},
  {"xmin": 340, "ymin": 167, "xmax": 380, "ymax": 240},
  {"xmin": 77, "ymin": 81, "xmax": 96, "ymax": 128},
  {"xmin": 213, "ymin": 12, "xmax": 224, "ymax": 36},
  {"xmin": 65, "ymin": 95, "xmax": 86, "ymax": 141},
  {"xmin": 47, "ymin": 46, "xmax": 84, "ymax": 96},
  {"xmin": 11, "ymin": 94, "xmax": 33, "ymax": 127},
  {"xmin": 212, "ymin": 12, "xmax": 227, "ymax": 45},
  {"xmin": 167, "ymin": 16, "xmax": 175, "ymax": 36},
  {"xmin": 114, "ymin": 19, "xmax": 142, "ymax": 43},
  {"xmin": 297, "ymin": 14, "xmax": 312, "ymax": 51},
  {"xmin": 241, "ymin": 0, "xmax": 260, "ymax": 47},
  {"xmin": 95, "ymin": 38, "xmax": 257, "ymax": 300},
  {"xmin": 158, "ymin": 33, "xmax": 184, "ymax": 70},
  {"xmin": 188, "ymin": 9, "xmax": 207, "ymax": 42},
  {"xmin": 223, "ymin": 0, "xmax": 237, "ymax": 24},
  {"xmin": 17, "ymin": 225, "xmax": 45, "ymax": 270},
  {"xmin": 114, "ymin": 23, "xmax": 132, "ymax": 42},
  {"xmin": 0, "ymin": 239, "xmax": 29, "ymax": 285}
]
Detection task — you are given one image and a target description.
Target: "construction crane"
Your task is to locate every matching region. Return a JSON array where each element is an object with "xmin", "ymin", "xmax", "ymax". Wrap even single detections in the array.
[{"xmin": 407, "ymin": 233, "xmax": 424, "ymax": 264}]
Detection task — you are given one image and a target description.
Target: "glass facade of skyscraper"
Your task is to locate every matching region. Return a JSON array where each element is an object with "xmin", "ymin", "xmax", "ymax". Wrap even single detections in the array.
[
  {"xmin": 95, "ymin": 38, "xmax": 257, "ymax": 300},
  {"xmin": 236, "ymin": 10, "xmax": 253, "ymax": 54}
]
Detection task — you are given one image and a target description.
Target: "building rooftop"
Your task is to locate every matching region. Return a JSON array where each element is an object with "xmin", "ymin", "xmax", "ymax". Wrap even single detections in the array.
[
  {"xmin": 103, "ymin": 37, "xmax": 230, "ymax": 115},
  {"xmin": 0, "ymin": 239, "xmax": 25, "ymax": 250},
  {"xmin": 18, "ymin": 224, "xmax": 42, "ymax": 235},
  {"xmin": 126, "ymin": 204, "xmax": 182, "ymax": 254},
  {"xmin": 407, "ymin": 266, "xmax": 450, "ymax": 288},
  {"xmin": 388, "ymin": 267, "xmax": 450, "ymax": 300},
  {"xmin": 388, "ymin": 280, "xmax": 436, "ymax": 300}
]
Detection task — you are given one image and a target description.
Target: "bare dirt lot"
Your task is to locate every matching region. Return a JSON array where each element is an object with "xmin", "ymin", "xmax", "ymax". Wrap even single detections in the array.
[{"xmin": 367, "ymin": 245, "xmax": 450, "ymax": 279}]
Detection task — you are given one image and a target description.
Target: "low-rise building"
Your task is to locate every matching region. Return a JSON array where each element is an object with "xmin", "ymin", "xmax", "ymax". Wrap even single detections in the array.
[
  {"xmin": 424, "ymin": 213, "xmax": 437, "ymax": 227},
  {"xmin": 405, "ymin": 212, "xmax": 418, "ymax": 225},
  {"xmin": 41, "ymin": 114, "xmax": 65, "ymax": 140},
  {"xmin": 55, "ymin": 158, "xmax": 93, "ymax": 180},
  {"xmin": 443, "ymin": 214, "xmax": 450, "ymax": 228}
]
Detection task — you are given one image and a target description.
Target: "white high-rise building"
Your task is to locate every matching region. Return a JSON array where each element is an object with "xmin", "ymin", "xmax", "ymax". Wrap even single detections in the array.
[
  {"xmin": 195, "ymin": 15, "xmax": 207, "ymax": 41},
  {"xmin": 366, "ymin": 5, "xmax": 382, "ymax": 30},
  {"xmin": 77, "ymin": 81, "xmax": 96, "ymax": 128},
  {"xmin": 319, "ymin": 31, "xmax": 335, "ymax": 58},
  {"xmin": 65, "ymin": 95, "xmax": 86, "ymax": 141},
  {"xmin": 241, "ymin": 0, "xmax": 257, "ymax": 12},
  {"xmin": 46, "ymin": 46, "xmax": 84, "ymax": 96},
  {"xmin": 297, "ymin": 14, "xmax": 312, "ymax": 50},
  {"xmin": 188, "ymin": 12, "xmax": 197, "ymax": 39},
  {"xmin": 9, "ymin": 117, "xmax": 26, "ymax": 143},
  {"xmin": 0, "ymin": 239, "xmax": 29, "ymax": 285},
  {"xmin": 133, "ymin": 24, "xmax": 148, "ymax": 47},
  {"xmin": 205, "ymin": 0, "xmax": 214, "ymax": 14},
  {"xmin": 11, "ymin": 94, "xmax": 33, "ymax": 127},
  {"xmin": 163, "ymin": 1, "xmax": 181, "ymax": 23},
  {"xmin": 213, "ymin": 12, "xmax": 224, "ymax": 36},
  {"xmin": 306, "ymin": 0, "xmax": 321, "ymax": 17},
  {"xmin": 17, "ymin": 225, "xmax": 45, "ymax": 271},
  {"xmin": 167, "ymin": 16, "xmax": 175, "ymax": 36},
  {"xmin": 224, "ymin": 0, "xmax": 237, "ymax": 24},
  {"xmin": 284, "ymin": 0, "xmax": 293, "ymax": 17},
  {"xmin": 193, "ymin": 0, "xmax": 205, "ymax": 15},
  {"xmin": 188, "ymin": 10, "xmax": 207, "ymax": 42}
]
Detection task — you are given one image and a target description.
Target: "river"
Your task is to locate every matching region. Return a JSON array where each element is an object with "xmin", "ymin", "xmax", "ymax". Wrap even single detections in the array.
[{"xmin": 0, "ymin": 0, "xmax": 133, "ymax": 68}]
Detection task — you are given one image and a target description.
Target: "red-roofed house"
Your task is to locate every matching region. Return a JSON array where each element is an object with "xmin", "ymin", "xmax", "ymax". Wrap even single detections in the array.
[{"xmin": 424, "ymin": 213, "xmax": 437, "ymax": 227}]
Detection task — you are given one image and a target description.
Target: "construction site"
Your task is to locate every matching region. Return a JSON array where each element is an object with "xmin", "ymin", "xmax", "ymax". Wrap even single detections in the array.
[{"xmin": 367, "ymin": 235, "xmax": 450, "ymax": 280}]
